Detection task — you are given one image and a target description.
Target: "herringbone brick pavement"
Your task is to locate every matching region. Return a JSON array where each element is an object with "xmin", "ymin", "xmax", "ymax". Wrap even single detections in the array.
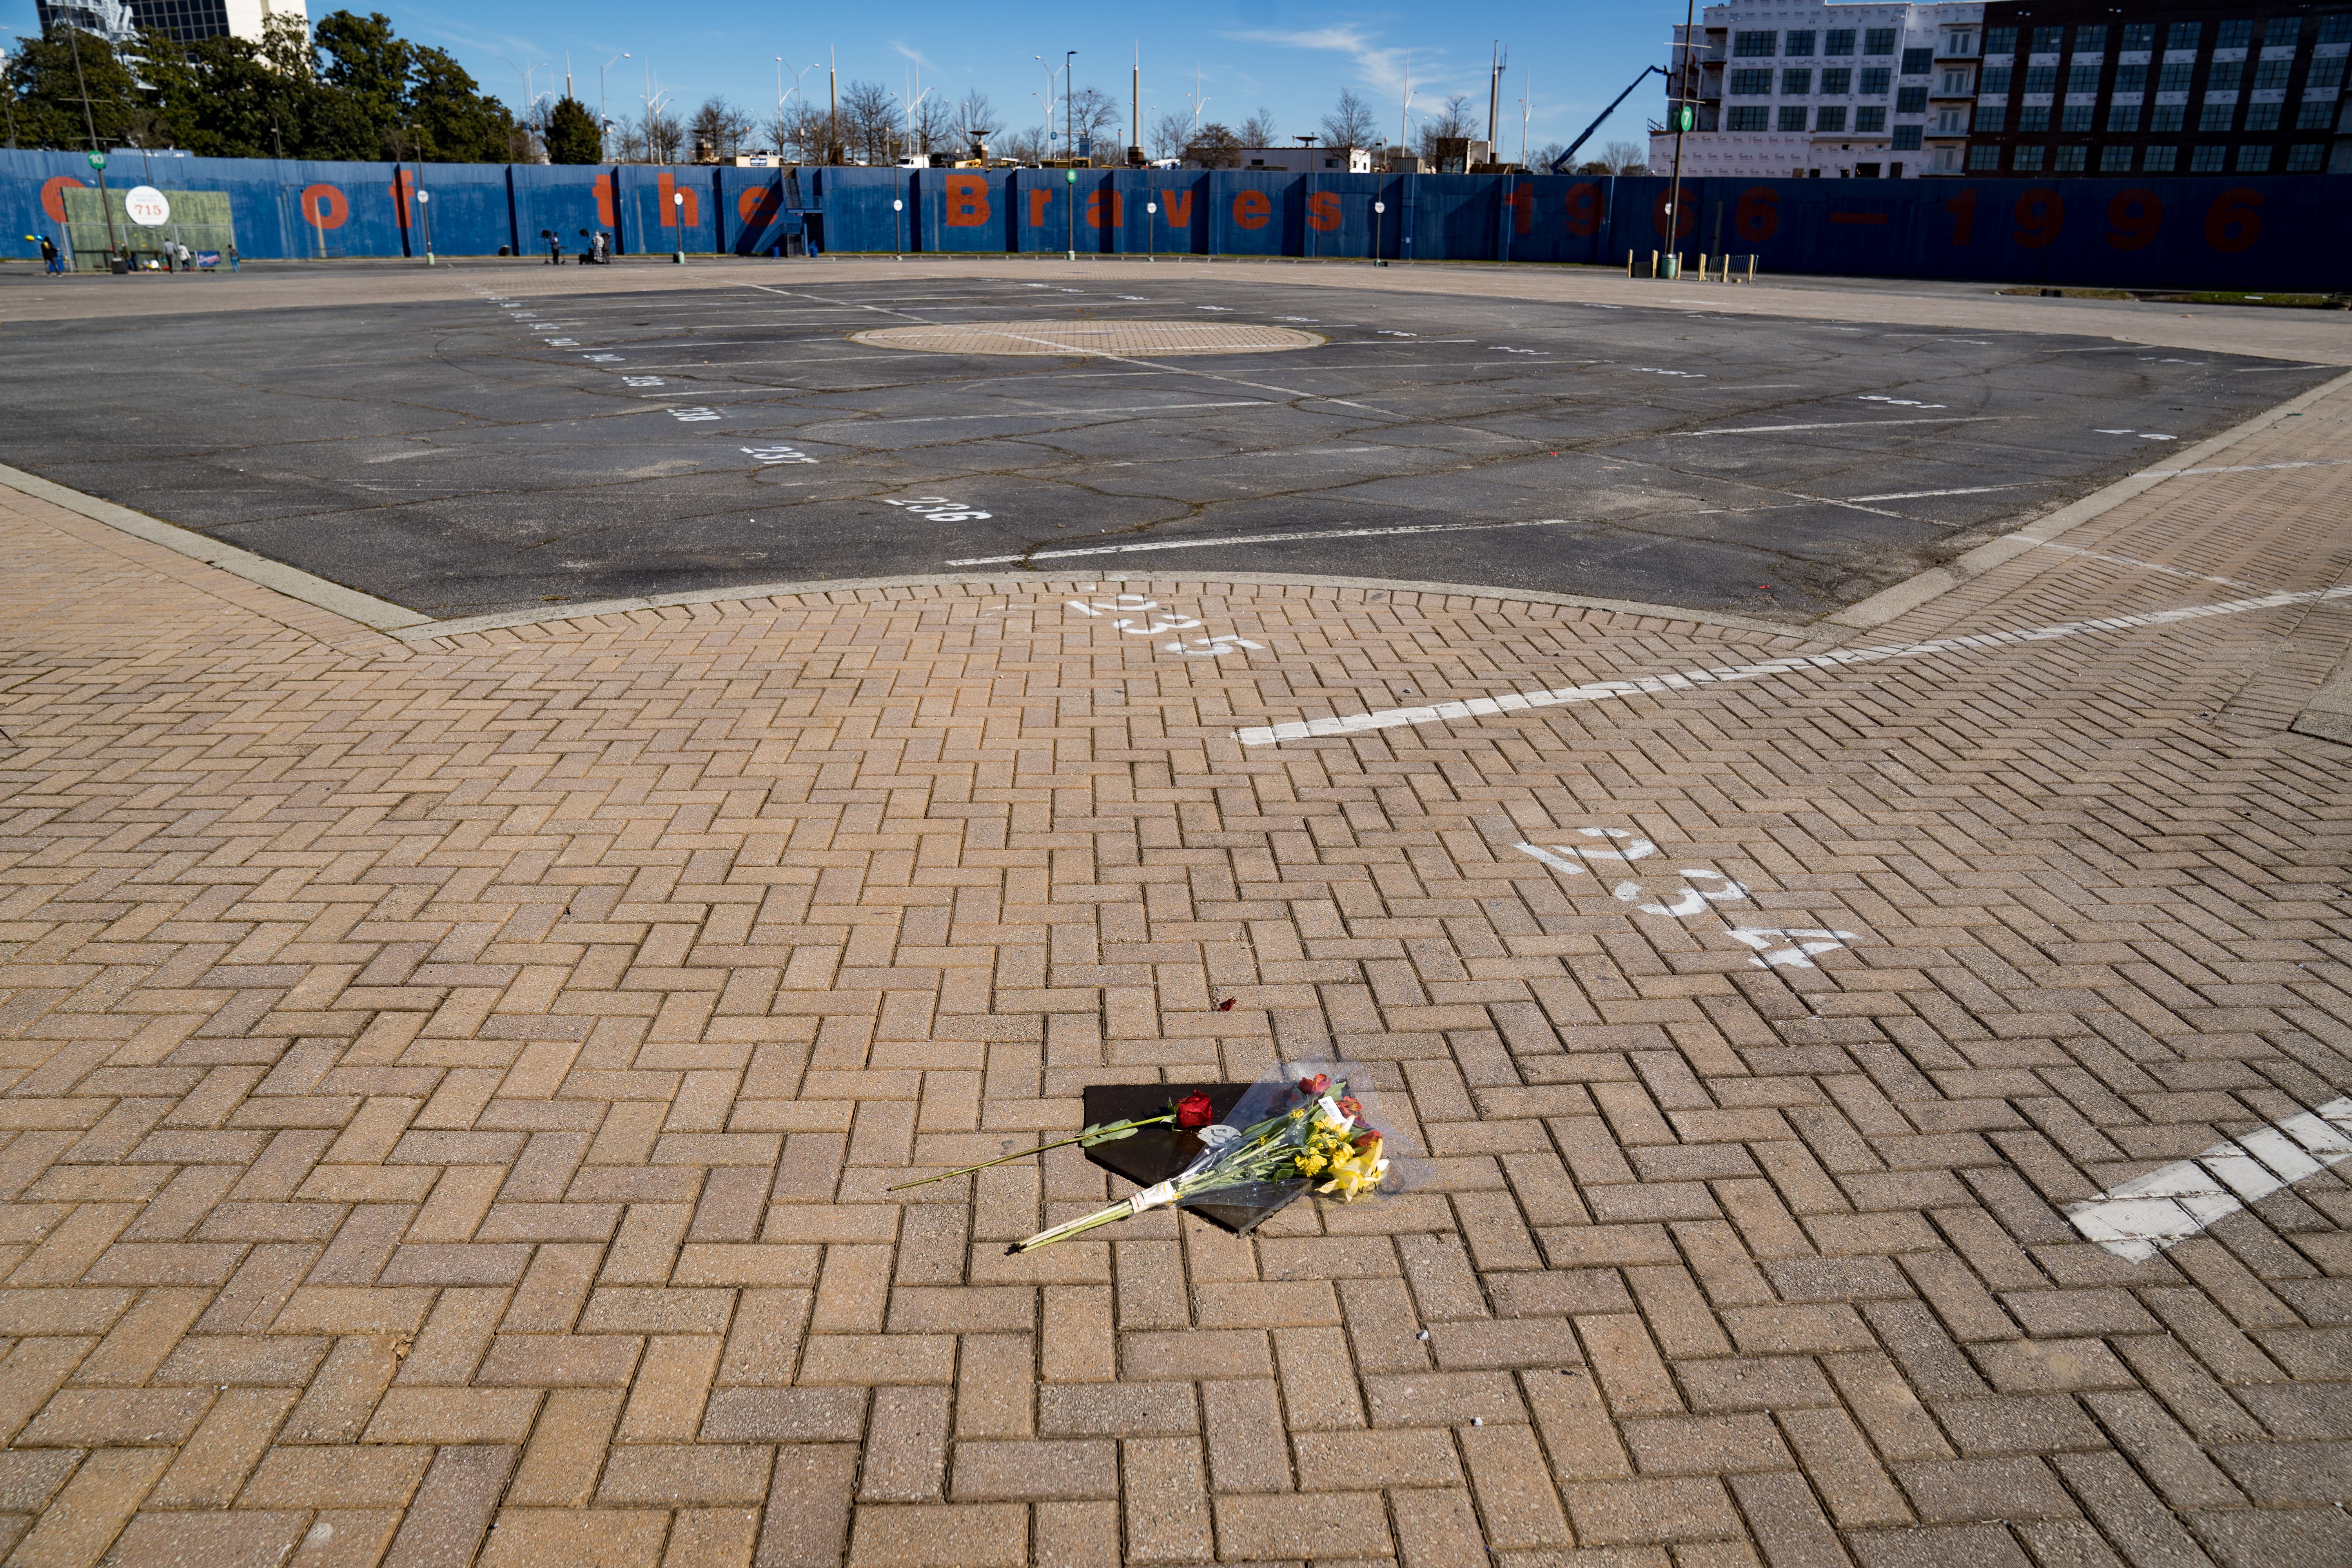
[{"xmin": 0, "ymin": 380, "xmax": 2350, "ymax": 1567}]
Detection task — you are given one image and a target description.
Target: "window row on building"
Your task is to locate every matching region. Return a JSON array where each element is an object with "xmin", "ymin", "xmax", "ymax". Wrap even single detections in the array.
[{"xmin": 1967, "ymin": 141, "xmax": 2330, "ymax": 171}]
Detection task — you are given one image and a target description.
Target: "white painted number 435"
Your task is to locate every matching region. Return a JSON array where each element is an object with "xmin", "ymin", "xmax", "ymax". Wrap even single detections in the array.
[{"xmin": 1515, "ymin": 828, "xmax": 1860, "ymax": 969}]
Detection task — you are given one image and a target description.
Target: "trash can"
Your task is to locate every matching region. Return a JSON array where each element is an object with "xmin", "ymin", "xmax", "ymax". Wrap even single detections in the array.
[{"xmin": 109, "ymin": 256, "xmax": 130, "ymax": 274}]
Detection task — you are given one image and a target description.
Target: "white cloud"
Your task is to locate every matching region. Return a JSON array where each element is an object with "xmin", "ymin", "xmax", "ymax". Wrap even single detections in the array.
[{"xmin": 1218, "ymin": 25, "xmax": 1460, "ymax": 101}]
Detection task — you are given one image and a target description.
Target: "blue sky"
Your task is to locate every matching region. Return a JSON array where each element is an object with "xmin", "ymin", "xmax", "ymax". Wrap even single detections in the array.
[{"xmin": 5, "ymin": 1, "xmax": 1677, "ymax": 159}]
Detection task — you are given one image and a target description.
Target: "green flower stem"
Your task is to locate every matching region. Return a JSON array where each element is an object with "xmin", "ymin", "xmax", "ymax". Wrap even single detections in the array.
[{"xmin": 888, "ymin": 1113, "xmax": 1174, "ymax": 1191}]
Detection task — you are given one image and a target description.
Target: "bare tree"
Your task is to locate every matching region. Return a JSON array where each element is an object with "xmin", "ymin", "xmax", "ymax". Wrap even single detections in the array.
[
  {"xmin": 1147, "ymin": 109, "xmax": 1190, "ymax": 160},
  {"xmin": 1240, "ymin": 107, "xmax": 1278, "ymax": 146},
  {"xmin": 640, "ymin": 103, "xmax": 684, "ymax": 163},
  {"xmin": 690, "ymin": 96, "xmax": 754, "ymax": 161},
  {"xmin": 841, "ymin": 79, "xmax": 898, "ymax": 164},
  {"xmin": 1417, "ymin": 93, "xmax": 1475, "ymax": 160},
  {"xmin": 1051, "ymin": 85, "xmax": 1121, "ymax": 159},
  {"xmin": 1185, "ymin": 122, "xmax": 1243, "ymax": 168},
  {"xmin": 1531, "ymin": 140, "xmax": 1567, "ymax": 171},
  {"xmin": 954, "ymin": 89, "xmax": 1002, "ymax": 158},
  {"xmin": 1600, "ymin": 139, "xmax": 1647, "ymax": 174},
  {"xmin": 999, "ymin": 125, "xmax": 1046, "ymax": 163},
  {"xmin": 911, "ymin": 93, "xmax": 954, "ymax": 154},
  {"xmin": 1319, "ymin": 88, "xmax": 1377, "ymax": 151}
]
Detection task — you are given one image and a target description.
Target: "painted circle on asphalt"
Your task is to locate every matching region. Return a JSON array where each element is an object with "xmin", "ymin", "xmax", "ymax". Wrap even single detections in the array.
[{"xmin": 850, "ymin": 321, "xmax": 1323, "ymax": 356}]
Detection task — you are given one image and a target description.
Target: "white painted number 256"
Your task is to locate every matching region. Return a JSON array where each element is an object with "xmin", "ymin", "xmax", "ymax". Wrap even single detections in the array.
[{"xmin": 1515, "ymin": 829, "xmax": 1858, "ymax": 969}]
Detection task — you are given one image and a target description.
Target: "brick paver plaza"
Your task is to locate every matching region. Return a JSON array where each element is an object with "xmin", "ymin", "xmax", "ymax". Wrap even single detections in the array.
[{"xmin": 3, "ymin": 262, "xmax": 2352, "ymax": 1567}]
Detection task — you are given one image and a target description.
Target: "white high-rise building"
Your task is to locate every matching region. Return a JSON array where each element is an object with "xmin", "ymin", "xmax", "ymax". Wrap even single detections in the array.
[{"xmin": 1651, "ymin": 2, "xmax": 1985, "ymax": 178}]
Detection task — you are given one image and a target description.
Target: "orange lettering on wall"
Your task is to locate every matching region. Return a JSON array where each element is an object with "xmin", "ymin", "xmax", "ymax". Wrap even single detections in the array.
[
  {"xmin": 300, "ymin": 184, "xmax": 350, "ymax": 230},
  {"xmin": 1232, "ymin": 189, "xmax": 1272, "ymax": 230},
  {"xmin": 1306, "ymin": 191, "xmax": 1340, "ymax": 232},
  {"xmin": 1085, "ymin": 190, "xmax": 1123, "ymax": 228},
  {"xmin": 1162, "ymin": 191, "xmax": 1193, "ymax": 227},
  {"xmin": 1504, "ymin": 185, "xmax": 1533, "ymax": 235},
  {"xmin": 1029, "ymin": 189, "xmax": 1052, "ymax": 227},
  {"xmin": 945, "ymin": 174, "xmax": 991, "ymax": 226},
  {"xmin": 657, "ymin": 173, "xmax": 700, "ymax": 227},
  {"xmin": 739, "ymin": 186, "xmax": 783, "ymax": 228},
  {"xmin": 594, "ymin": 174, "xmax": 616, "ymax": 227},
  {"xmin": 389, "ymin": 168, "xmax": 415, "ymax": 226},
  {"xmin": 1563, "ymin": 181, "xmax": 1601, "ymax": 236},
  {"xmin": 39, "ymin": 176, "xmax": 88, "ymax": 224}
]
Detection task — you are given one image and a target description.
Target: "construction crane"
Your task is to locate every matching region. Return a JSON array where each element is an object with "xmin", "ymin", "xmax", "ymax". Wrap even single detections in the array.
[{"xmin": 1547, "ymin": 65, "xmax": 1667, "ymax": 175}]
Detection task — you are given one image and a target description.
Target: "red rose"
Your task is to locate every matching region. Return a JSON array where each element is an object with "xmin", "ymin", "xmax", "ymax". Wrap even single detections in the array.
[
  {"xmin": 1337, "ymin": 1096, "xmax": 1362, "ymax": 1119},
  {"xmin": 1352, "ymin": 1127, "xmax": 1382, "ymax": 1146},
  {"xmin": 1175, "ymin": 1091, "xmax": 1214, "ymax": 1129},
  {"xmin": 1298, "ymin": 1073, "xmax": 1331, "ymax": 1096}
]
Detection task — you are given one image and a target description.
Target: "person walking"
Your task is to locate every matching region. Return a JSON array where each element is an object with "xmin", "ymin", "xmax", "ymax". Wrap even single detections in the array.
[
  {"xmin": 174, "ymin": 240, "xmax": 191, "ymax": 272},
  {"xmin": 226, "ymin": 243, "xmax": 239, "ymax": 274},
  {"xmin": 37, "ymin": 235, "xmax": 60, "ymax": 274}
]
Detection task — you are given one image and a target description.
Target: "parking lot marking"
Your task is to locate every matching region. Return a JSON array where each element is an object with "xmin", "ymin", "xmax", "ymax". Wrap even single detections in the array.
[
  {"xmin": 1234, "ymin": 580, "xmax": 2352, "ymax": 746},
  {"xmin": 815, "ymin": 401, "xmax": 1261, "ymax": 428},
  {"xmin": 1681, "ymin": 416, "xmax": 2006, "ymax": 436},
  {"xmin": 2066, "ymin": 1100, "xmax": 2352, "ymax": 1261},
  {"xmin": 946, "ymin": 512, "xmax": 1664, "ymax": 567},
  {"xmin": 1844, "ymin": 485, "xmax": 2034, "ymax": 501}
]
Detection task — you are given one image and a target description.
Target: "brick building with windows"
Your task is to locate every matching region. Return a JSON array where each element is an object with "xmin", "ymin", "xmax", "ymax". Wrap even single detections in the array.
[{"xmin": 1966, "ymin": 3, "xmax": 2352, "ymax": 176}]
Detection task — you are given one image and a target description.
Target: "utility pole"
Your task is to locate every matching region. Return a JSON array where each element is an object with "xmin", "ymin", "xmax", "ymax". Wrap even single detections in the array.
[
  {"xmin": 67, "ymin": 29, "xmax": 120, "ymax": 259},
  {"xmin": 1664, "ymin": 0, "xmax": 1696, "ymax": 276},
  {"xmin": 829, "ymin": 49, "xmax": 838, "ymax": 164},
  {"xmin": 601, "ymin": 54, "xmax": 628, "ymax": 160},
  {"xmin": 1131, "ymin": 42, "xmax": 1139, "ymax": 165},
  {"xmin": 1399, "ymin": 51, "xmax": 1410, "ymax": 165},
  {"xmin": 1486, "ymin": 43, "xmax": 1506, "ymax": 157}
]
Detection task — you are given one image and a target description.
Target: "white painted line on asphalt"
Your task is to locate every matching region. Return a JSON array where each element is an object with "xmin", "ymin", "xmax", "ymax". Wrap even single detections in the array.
[
  {"xmin": 1232, "ymin": 581, "xmax": 2352, "ymax": 746},
  {"xmin": 945, "ymin": 514, "xmax": 1597, "ymax": 566},
  {"xmin": 2065, "ymin": 1099, "xmax": 2352, "ymax": 1261},
  {"xmin": 947, "ymin": 500, "xmax": 1815, "ymax": 567},
  {"xmin": 1844, "ymin": 485, "xmax": 2035, "ymax": 501},
  {"xmin": 816, "ymin": 401, "xmax": 1262, "ymax": 428},
  {"xmin": 1678, "ymin": 417, "xmax": 2006, "ymax": 437}
]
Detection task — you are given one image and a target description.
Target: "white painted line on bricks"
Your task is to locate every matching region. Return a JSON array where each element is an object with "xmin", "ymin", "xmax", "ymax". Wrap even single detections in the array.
[
  {"xmin": 2066, "ymin": 1098, "xmax": 2352, "ymax": 1261},
  {"xmin": 1232, "ymin": 581, "xmax": 2352, "ymax": 746},
  {"xmin": 1677, "ymin": 416, "xmax": 2007, "ymax": 437},
  {"xmin": 2148, "ymin": 458, "xmax": 2352, "ymax": 478}
]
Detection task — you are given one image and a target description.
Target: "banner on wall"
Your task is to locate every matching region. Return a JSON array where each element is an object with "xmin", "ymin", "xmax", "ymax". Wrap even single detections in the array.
[{"xmin": 3, "ymin": 149, "xmax": 2345, "ymax": 292}]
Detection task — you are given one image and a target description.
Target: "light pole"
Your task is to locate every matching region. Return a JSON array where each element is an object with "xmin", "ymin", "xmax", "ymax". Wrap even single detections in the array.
[
  {"xmin": 1663, "ymin": 0, "xmax": 1697, "ymax": 277},
  {"xmin": 1065, "ymin": 49, "xmax": 1077, "ymax": 260},
  {"xmin": 416, "ymin": 189, "xmax": 433, "ymax": 264},
  {"xmin": 601, "ymin": 54, "xmax": 628, "ymax": 160},
  {"xmin": 673, "ymin": 189, "xmax": 685, "ymax": 262}
]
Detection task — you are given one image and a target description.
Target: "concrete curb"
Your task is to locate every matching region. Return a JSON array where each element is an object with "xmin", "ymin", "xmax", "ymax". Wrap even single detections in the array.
[
  {"xmin": 403, "ymin": 572, "xmax": 1815, "ymax": 645},
  {"xmin": 0, "ymin": 461, "xmax": 433, "ymax": 633},
  {"xmin": 1826, "ymin": 367, "xmax": 2352, "ymax": 633}
]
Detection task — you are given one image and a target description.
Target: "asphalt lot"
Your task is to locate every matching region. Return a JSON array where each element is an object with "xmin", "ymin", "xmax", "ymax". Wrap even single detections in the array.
[{"xmin": 0, "ymin": 268, "xmax": 2333, "ymax": 621}]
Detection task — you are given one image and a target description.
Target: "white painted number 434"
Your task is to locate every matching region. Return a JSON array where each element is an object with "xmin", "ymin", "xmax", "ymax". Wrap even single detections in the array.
[{"xmin": 1515, "ymin": 829, "xmax": 1860, "ymax": 969}]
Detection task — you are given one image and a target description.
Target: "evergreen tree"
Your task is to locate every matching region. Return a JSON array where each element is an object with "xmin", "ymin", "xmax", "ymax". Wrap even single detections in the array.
[
  {"xmin": 543, "ymin": 95, "xmax": 601, "ymax": 163},
  {"xmin": 2, "ymin": 26, "xmax": 141, "ymax": 151}
]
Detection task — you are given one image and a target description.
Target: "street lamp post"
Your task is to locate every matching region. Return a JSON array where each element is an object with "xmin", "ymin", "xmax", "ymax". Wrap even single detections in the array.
[
  {"xmin": 674, "ymin": 190, "xmax": 685, "ymax": 262},
  {"xmin": 601, "ymin": 54, "xmax": 628, "ymax": 160},
  {"xmin": 416, "ymin": 189, "xmax": 432, "ymax": 264},
  {"xmin": 1372, "ymin": 198, "xmax": 1385, "ymax": 265},
  {"xmin": 1065, "ymin": 49, "xmax": 1077, "ymax": 260}
]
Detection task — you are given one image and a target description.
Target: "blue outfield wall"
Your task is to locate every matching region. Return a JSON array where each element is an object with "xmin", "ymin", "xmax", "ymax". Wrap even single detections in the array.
[{"xmin": 3, "ymin": 148, "xmax": 2345, "ymax": 290}]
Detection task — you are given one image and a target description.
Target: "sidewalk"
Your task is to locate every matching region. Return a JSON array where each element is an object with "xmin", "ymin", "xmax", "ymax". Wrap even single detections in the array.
[{"xmin": 0, "ymin": 367, "xmax": 2349, "ymax": 1567}]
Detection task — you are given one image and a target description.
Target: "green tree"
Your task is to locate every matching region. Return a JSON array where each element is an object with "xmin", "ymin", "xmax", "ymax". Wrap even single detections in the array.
[
  {"xmin": 2, "ymin": 26, "xmax": 141, "ymax": 151},
  {"xmin": 408, "ymin": 49, "xmax": 514, "ymax": 161},
  {"xmin": 543, "ymin": 96, "xmax": 601, "ymax": 163}
]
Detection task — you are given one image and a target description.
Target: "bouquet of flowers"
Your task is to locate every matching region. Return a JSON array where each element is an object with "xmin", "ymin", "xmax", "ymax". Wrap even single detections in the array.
[{"xmin": 1008, "ymin": 1073, "xmax": 1391, "ymax": 1252}]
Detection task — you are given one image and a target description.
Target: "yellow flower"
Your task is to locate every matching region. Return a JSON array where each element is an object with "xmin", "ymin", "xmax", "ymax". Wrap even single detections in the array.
[{"xmin": 1296, "ymin": 1152, "xmax": 1328, "ymax": 1176}]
